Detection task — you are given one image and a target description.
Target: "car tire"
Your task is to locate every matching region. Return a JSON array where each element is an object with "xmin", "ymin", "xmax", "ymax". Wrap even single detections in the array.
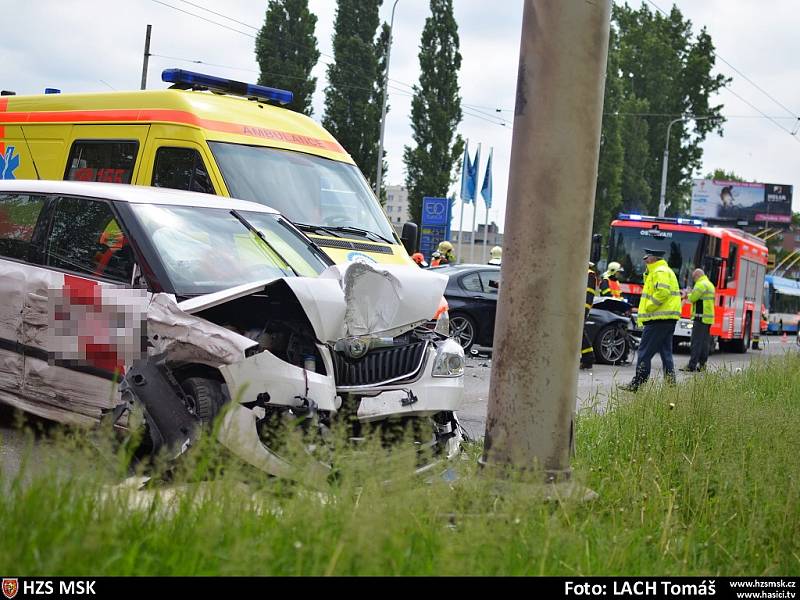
[
  {"xmin": 593, "ymin": 323, "xmax": 629, "ymax": 365},
  {"xmin": 180, "ymin": 377, "xmax": 225, "ymax": 424},
  {"xmin": 449, "ymin": 313, "xmax": 477, "ymax": 352}
]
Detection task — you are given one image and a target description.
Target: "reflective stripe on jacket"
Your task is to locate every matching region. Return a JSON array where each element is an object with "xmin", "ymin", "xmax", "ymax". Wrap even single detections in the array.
[
  {"xmin": 586, "ymin": 269, "xmax": 598, "ymax": 310},
  {"xmin": 600, "ymin": 277, "xmax": 622, "ymax": 298},
  {"xmin": 638, "ymin": 259, "xmax": 681, "ymax": 325},
  {"xmin": 688, "ymin": 274, "xmax": 716, "ymax": 325}
]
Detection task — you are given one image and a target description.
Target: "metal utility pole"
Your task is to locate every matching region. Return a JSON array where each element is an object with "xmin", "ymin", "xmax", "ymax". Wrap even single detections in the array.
[
  {"xmin": 374, "ymin": 0, "xmax": 399, "ymax": 199},
  {"xmin": 483, "ymin": 0, "xmax": 611, "ymax": 482},
  {"xmin": 658, "ymin": 115, "xmax": 716, "ymax": 217},
  {"xmin": 140, "ymin": 24, "xmax": 152, "ymax": 91}
]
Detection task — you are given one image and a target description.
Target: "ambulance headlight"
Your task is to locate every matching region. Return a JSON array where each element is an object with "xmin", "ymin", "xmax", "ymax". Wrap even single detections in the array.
[{"xmin": 432, "ymin": 339, "xmax": 465, "ymax": 378}]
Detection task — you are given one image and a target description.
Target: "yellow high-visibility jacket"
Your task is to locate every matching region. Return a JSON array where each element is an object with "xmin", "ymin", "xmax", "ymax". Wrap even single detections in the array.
[
  {"xmin": 688, "ymin": 274, "xmax": 716, "ymax": 325},
  {"xmin": 638, "ymin": 259, "xmax": 681, "ymax": 325}
]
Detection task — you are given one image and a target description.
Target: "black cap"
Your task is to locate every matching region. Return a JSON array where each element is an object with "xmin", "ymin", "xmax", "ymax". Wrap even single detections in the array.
[{"xmin": 642, "ymin": 248, "xmax": 666, "ymax": 258}]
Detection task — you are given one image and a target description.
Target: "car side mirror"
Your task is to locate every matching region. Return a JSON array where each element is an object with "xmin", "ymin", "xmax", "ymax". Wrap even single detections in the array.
[
  {"xmin": 488, "ymin": 279, "xmax": 499, "ymax": 290},
  {"xmin": 401, "ymin": 222, "xmax": 419, "ymax": 254}
]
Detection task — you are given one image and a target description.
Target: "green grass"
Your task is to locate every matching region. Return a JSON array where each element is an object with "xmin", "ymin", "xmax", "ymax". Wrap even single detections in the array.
[{"xmin": 1, "ymin": 355, "xmax": 799, "ymax": 576}]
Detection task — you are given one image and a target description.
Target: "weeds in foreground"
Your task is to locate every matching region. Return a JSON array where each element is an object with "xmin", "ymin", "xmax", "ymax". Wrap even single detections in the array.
[{"xmin": 1, "ymin": 356, "xmax": 798, "ymax": 576}]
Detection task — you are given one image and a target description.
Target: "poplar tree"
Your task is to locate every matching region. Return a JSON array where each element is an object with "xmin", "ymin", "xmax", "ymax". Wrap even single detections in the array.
[
  {"xmin": 255, "ymin": 0, "xmax": 320, "ymax": 116},
  {"xmin": 323, "ymin": 0, "xmax": 386, "ymax": 188},
  {"xmin": 403, "ymin": 0, "xmax": 464, "ymax": 224}
]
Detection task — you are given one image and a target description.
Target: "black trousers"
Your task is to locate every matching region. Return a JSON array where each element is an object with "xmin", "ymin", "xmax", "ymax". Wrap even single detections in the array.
[
  {"xmin": 688, "ymin": 320, "xmax": 711, "ymax": 370},
  {"xmin": 581, "ymin": 307, "xmax": 594, "ymax": 365},
  {"xmin": 630, "ymin": 319, "xmax": 676, "ymax": 388}
]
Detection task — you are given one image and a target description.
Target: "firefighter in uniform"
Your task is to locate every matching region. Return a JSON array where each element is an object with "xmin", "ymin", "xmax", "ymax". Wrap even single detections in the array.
[
  {"xmin": 680, "ymin": 268, "xmax": 716, "ymax": 372},
  {"xmin": 581, "ymin": 262, "xmax": 599, "ymax": 369},
  {"xmin": 599, "ymin": 261, "xmax": 624, "ymax": 298},
  {"xmin": 620, "ymin": 248, "xmax": 681, "ymax": 391}
]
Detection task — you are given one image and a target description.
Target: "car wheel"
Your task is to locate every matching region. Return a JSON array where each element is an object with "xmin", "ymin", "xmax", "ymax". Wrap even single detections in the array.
[
  {"xmin": 180, "ymin": 377, "xmax": 225, "ymax": 424},
  {"xmin": 449, "ymin": 313, "xmax": 476, "ymax": 352},
  {"xmin": 593, "ymin": 324, "xmax": 628, "ymax": 365}
]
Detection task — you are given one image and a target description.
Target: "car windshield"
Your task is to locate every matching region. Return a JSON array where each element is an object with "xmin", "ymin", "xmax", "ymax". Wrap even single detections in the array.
[
  {"xmin": 129, "ymin": 204, "xmax": 329, "ymax": 295},
  {"xmin": 208, "ymin": 142, "xmax": 396, "ymax": 243},
  {"xmin": 608, "ymin": 226, "xmax": 707, "ymax": 288}
]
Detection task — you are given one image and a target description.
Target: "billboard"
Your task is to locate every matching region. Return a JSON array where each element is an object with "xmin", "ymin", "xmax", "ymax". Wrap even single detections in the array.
[
  {"xmin": 691, "ymin": 179, "xmax": 793, "ymax": 224},
  {"xmin": 420, "ymin": 197, "xmax": 451, "ymax": 260}
]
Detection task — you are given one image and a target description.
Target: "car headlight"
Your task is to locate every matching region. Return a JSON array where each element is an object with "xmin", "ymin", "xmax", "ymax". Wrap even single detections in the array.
[{"xmin": 432, "ymin": 338, "xmax": 465, "ymax": 378}]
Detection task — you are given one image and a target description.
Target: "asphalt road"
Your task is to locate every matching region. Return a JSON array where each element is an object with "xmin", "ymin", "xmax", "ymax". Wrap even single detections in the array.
[{"xmin": 457, "ymin": 335, "xmax": 800, "ymax": 440}]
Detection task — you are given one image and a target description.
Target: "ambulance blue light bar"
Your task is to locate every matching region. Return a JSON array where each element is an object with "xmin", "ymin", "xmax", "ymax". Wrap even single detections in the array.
[{"xmin": 161, "ymin": 68, "xmax": 293, "ymax": 105}]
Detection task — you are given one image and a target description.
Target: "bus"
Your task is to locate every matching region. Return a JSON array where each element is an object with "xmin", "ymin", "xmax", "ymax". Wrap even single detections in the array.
[
  {"xmin": 763, "ymin": 275, "xmax": 800, "ymax": 333},
  {"xmin": 607, "ymin": 214, "xmax": 768, "ymax": 352}
]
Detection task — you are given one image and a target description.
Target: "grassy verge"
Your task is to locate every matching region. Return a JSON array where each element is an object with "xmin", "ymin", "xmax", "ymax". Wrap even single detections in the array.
[{"xmin": 1, "ymin": 356, "xmax": 799, "ymax": 576}]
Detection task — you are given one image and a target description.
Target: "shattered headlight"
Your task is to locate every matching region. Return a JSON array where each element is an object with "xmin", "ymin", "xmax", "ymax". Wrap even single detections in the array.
[
  {"xmin": 431, "ymin": 338, "xmax": 465, "ymax": 378},
  {"xmin": 434, "ymin": 310, "xmax": 450, "ymax": 336}
]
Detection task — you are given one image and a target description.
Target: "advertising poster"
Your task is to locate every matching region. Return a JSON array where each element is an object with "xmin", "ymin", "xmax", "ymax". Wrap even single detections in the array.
[{"xmin": 691, "ymin": 179, "xmax": 793, "ymax": 223}]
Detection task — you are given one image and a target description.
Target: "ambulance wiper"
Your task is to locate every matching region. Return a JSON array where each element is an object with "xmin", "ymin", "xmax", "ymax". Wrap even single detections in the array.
[
  {"xmin": 230, "ymin": 210, "xmax": 298, "ymax": 276},
  {"xmin": 294, "ymin": 223, "xmax": 344, "ymax": 238},
  {"xmin": 325, "ymin": 225, "xmax": 393, "ymax": 245}
]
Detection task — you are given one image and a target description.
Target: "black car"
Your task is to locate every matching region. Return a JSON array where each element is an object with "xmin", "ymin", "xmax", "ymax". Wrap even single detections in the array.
[{"xmin": 436, "ymin": 265, "xmax": 633, "ymax": 364}]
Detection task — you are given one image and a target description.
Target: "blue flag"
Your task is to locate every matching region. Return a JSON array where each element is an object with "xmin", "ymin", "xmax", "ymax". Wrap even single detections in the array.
[
  {"xmin": 460, "ymin": 143, "xmax": 481, "ymax": 203},
  {"xmin": 481, "ymin": 148, "xmax": 493, "ymax": 209}
]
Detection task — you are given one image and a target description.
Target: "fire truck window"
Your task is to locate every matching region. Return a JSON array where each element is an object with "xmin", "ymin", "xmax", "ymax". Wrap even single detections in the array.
[
  {"xmin": 0, "ymin": 193, "xmax": 46, "ymax": 262},
  {"xmin": 47, "ymin": 196, "xmax": 134, "ymax": 283},
  {"xmin": 152, "ymin": 147, "xmax": 215, "ymax": 194},
  {"xmin": 65, "ymin": 141, "xmax": 137, "ymax": 184},
  {"xmin": 727, "ymin": 244, "xmax": 738, "ymax": 286}
]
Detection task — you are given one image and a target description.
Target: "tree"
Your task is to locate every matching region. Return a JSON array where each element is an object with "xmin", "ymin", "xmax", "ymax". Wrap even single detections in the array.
[
  {"xmin": 403, "ymin": 0, "xmax": 464, "ymax": 224},
  {"xmin": 613, "ymin": 3, "xmax": 730, "ymax": 216},
  {"xmin": 704, "ymin": 168, "xmax": 745, "ymax": 182},
  {"xmin": 254, "ymin": 0, "xmax": 320, "ymax": 116},
  {"xmin": 323, "ymin": 0, "xmax": 386, "ymax": 188}
]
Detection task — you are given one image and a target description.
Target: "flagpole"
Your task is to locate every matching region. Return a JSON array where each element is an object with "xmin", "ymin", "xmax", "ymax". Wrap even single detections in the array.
[
  {"xmin": 457, "ymin": 139, "xmax": 469, "ymax": 264},
  {"xmin": 470, "ymin": 143, "xmax": 481, "ymax": 264},
  {"xmin": 482, "ymin": 147, "xmax": 493, "ymax": 262}
]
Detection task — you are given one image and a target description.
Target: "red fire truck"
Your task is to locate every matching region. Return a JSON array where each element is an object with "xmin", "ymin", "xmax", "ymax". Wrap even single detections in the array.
[{"xmin": 607, "ymin": 214, "xmax": 768, "ymax": 352}]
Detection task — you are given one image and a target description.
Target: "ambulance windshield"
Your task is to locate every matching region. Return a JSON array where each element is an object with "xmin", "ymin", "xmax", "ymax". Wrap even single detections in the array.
[{"xmin": 209, "ymin": 142, "xmax": 396, "ymax": 243}]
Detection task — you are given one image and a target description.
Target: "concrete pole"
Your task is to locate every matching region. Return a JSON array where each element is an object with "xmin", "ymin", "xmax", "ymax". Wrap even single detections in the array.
[
  {"xmin": 375, "ymin": 0, "xmax": 399, "ymax": 199},
  {"xmin": 140, "ymin": 24, "xmax": 152, "ymax": 91},
  {"xmin": 483, "ymin": 0, "xmax": 611, "ymax": 481}
]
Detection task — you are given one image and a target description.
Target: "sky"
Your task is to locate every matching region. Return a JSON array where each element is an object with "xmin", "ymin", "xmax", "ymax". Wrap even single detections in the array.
[{"xmin": 1, "ymin": 0, "xmax": 798, "ymax": 232}]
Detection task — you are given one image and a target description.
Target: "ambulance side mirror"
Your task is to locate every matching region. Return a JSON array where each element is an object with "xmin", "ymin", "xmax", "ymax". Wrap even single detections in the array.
[{"xmin": 401, "ymin": 222, "xmax": 419, "ymax": 255}]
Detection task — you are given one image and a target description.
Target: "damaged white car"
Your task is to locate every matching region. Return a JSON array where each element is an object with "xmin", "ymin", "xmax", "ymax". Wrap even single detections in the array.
[{"xmin": 0, "ymin": 180, "xmax": 464, "ymax": 481}]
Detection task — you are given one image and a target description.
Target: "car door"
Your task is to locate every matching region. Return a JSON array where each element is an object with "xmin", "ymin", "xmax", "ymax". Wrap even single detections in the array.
[
  {"xmin": 0, "ymin": 191, "xmax": 48, "ymax": 411},
  {"xmin": 19, "ymin": 194, "xmax": 142, "ymax": 424},
  {"xmin": 477, "ymin": 270, "xmax": 501, "ymax": 341},
  {"xmin": 457, "ymin": 270, "xmax": 498, "ymax": 345}
]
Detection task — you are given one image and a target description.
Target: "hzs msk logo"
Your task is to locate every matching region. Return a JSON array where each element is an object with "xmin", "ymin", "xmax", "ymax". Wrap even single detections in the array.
[{"xmin": 2, "ymin": 578, "xmax": 18, "ymax": 600}]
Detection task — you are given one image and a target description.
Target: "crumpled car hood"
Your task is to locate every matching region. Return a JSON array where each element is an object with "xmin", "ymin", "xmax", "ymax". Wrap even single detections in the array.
[{"xmin": 177, "ymin": 263, "xmax": 448, "ymax": 343}]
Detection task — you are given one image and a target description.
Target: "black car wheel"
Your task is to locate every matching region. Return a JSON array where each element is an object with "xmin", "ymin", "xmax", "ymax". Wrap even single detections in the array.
[
  {"xmin": 593, "ymin": 324, "xmax": 629, "ymax": 365},
  {"xmin": 450, "ymin": 313, "xmax": 476, "ymax": 351}
]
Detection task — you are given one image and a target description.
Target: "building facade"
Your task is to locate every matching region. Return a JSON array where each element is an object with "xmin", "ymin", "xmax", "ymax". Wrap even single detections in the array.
[{"xmin": 384, "ymin": 185, "xmax": 410, "ymax": 235}]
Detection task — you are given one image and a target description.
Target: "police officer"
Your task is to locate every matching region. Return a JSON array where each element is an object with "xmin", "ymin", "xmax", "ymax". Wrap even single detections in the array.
[
  {"xmin": 600, "ymin": 261, "xmax": 624, "ymax": 298},
  {"xmin": 620, "ymin": 248, "xmax": 681, "ymax": 391},
  {"xmin": 581, "ymin": 262, "xmax": 599, "ymax": 369},
  {"xmin": 680, "ymin": 268, "xmax": 716, "ymax": 372}
]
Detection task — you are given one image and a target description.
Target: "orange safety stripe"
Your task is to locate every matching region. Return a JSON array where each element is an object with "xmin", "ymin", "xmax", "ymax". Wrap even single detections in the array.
[{"xmin": 0, "ymin": 107, "xmax": 347, "ymax": 156}]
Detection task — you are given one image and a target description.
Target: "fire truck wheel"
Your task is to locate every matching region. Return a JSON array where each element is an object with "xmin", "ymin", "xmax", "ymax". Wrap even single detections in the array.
[{"xmin": 732, "ymin": 315, "xmax": 752, "ymax": 354}]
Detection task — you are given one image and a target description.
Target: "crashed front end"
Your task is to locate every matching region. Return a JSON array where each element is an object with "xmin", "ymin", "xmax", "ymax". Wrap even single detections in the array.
[{"xmin": 128, "ymin": 262, "xmax": 464, "ymax": 483}]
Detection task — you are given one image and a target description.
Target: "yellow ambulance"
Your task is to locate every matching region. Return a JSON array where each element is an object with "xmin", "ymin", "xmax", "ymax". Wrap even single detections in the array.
[{"xmin": 0, "ymin": 69, "xmax": 416, "ymax": 266}]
